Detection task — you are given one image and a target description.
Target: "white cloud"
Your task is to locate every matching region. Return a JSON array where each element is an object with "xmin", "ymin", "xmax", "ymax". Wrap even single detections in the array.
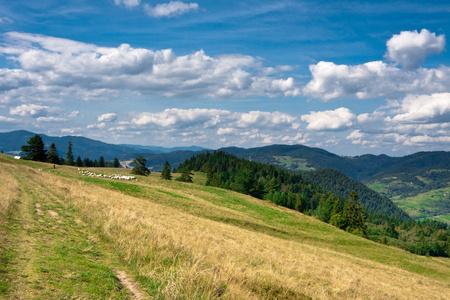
[
  {"xmin": 235, "ymin": 111, "xmax": 300, "ymax": 129},
  {"xmin": 132, "ymin": 108, "xmax": 231, "ymax": 128},
  {"xmin": 385, "ymin": 29, "xmax": 445, "ymax": 69},
  {"xmin": 388, "ymin": 93, "xmax": 450, "ymax": 124},
  {"xmin": 68, "ymin": 111, "xmax": 79, "ymax": 118},
  {"xmin": 217, "ymin": 127, "xmax": 238, "ymax": 135},
  {"xmin": 144, "ymin": 1, "xmax": 198, "ymax": 18},
  {"xmin": 114, "ymin": 0, "xmax": 141, "ymax": 8},
  {"xmin": 0, "ymin": 116, "xmax": 16, "ymax": 122},
  {"xmin": 303, "ymin": 30, "xmax": 450, "ymax": 101},
  {"xmin": 303, "ymin": 60, "xmax": 450, "ymax": 101},
  {"xmin": 301, "ymin": 107, "xmax": 356, "ymax": 131},
  {"xmin": 9, "ymin": 104, "xmax": 60, "ymax": 117},
  {"xmin": 36, "ymin": 117, "xmax": 66, "ymax": 123},
  {"xmin": 87, "ymin": 123, "xmax": 106, "ymax": 130},
  {"xmin": 98, "ymin": 113, "xmax": 118, "ymax": 122},
  {"xmin": 0, "ymin": 32, "xmax": 299, "ymax": 101}
]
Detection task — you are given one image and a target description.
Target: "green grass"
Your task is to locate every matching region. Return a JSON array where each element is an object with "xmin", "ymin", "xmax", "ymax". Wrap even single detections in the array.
[
  {"xmin": 392, "ymin": 187, "xmax": 450, "ymax": 219},
  {"xmin": 273, "ymin": 156, "xmax": 314, "ymax": 171},
  {"xmin": 1, "ymin": 155, "xmax": 450, "ymax": 299}
]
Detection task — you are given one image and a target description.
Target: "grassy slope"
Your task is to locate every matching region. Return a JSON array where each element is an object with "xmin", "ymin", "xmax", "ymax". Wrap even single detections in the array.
[
  {"xmin": 1, "ymin": 154, "xmax": 450, "ymax": 299},
  {"xmin": 390, "ymin": 186, "xmax": 450, "ymax": 222}
]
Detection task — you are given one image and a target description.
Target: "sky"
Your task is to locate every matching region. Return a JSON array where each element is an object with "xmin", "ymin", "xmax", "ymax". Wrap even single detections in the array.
[{"xmin": 0, "ymin": 0, "xmax": 449, "ymax": 156}]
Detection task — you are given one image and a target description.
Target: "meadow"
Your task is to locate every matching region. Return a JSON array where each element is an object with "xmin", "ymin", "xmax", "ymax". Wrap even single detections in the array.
[{"xmin": 1, "ymin": 154, "xmax": 449, "ymax": 299}]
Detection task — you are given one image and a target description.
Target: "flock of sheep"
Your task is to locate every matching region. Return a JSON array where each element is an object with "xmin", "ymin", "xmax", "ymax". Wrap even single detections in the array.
[{"xmin": 78, "ymin": 169, "xmax": 137, "ymax": 181}]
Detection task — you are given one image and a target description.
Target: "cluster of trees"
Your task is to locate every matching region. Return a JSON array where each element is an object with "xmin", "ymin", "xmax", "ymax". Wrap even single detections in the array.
[
  {"xmin": 21, "ymin": 134, "xmax": 120, "ymax": 168},
  {"xmin": 131, "ymin": 158, "xmax": 193, "ymax": 183},
  {"xmin": 176, "ymin": 151, "xmax": 450, "ymax": 257}
]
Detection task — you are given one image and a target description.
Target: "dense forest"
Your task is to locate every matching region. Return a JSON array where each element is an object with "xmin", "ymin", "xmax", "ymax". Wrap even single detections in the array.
[
  {"xmin": 176, "ymin": 151, "xmax": 450, "ymax": 257},
  {"xmin": 301, "ymin": 169, "xmax": 409, "ymax": 219}
]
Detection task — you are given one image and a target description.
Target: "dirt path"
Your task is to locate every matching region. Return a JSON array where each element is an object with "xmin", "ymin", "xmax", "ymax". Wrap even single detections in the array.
[{"xmin": 0, "ymin": 164, "xmax": 148, "ymax": 299}]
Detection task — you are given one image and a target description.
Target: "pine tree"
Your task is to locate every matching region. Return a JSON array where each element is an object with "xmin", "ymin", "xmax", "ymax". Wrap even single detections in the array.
[
  {"xmin": 21, "ymin": 134, "xmax": 47, "ymax": 162},
  {"xmin": 99, "ymin": 155, "xmax": 105, "ymax": 167},
  {"xmin": 65, "ymin": 140, "xmax": 74, "ymax": 166},
  {"xmin": 176, "ymin": 170, "xmax": 193, "ymax": 183},
  {"xmin": 75, "ymin": 156, "xmax": 83, "ymax": 167},
  {"xmin": 342, "ymin": 191, "xmax": 367, "ymax": 236},
  {"xmin": 131, "ymin": 156, "xmax": 150, "ymax": 176},
  {"xmin": 113, "ymin": 158, "xmax": 120, "ymax": 168},
  {"xmin": 161, "ymin": 161, "xmax": 172, "ymax": 180},
  {"xmin": 47, "ymin": 142, "xmax": 60, "ymax": 164}
]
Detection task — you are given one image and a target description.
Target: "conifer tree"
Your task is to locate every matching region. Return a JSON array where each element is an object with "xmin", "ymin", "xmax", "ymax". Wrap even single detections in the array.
[
  {"xmin": 47, "ymin": 142, "xmax": 60, "ymax": 164},
  {"xmin": 161, "ymin": 161, "xmax": 172, "ymax": 180},
  {"xmin": 65, "ymin": 140, "xmax": 74, "ymax": 165},
  {"xmin": 113, "ymin": 157, "xmax": 120, "ymax": 168},
  {"xmin": 75, "ymin": 156, "xmax": 83, "ymax": 167},
  {"xmin": 99, "ymin": 155, "xmax": 105, "ymax": 167},
  {"xmin": 176, "ymin": 170, "xmax": 193, "ymax": 182},
  {"xmin": 131, "ymin": 156, "xmax": 150, "ymax": 176},
  {"xmin": 21, "ymin": 134, "xmax": 47, "ymax": 162}
]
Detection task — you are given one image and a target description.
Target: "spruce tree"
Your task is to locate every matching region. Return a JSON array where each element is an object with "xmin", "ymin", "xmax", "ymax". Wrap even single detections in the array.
[
  {"xmin": 131, "ymin": 156, "xmax": 150, "ymax": 176},
  {"xmin": 99, "ymin": 155, "xmax": 105, "ymax": 167},
  {"xmin": 176, "ymin": 170, "xmax": 193, "ymax": 183},
  {"xmin": 21, "ymin": 134, "xmax": 47, "ymax": 162},
  {"xmin": 113, "ymin": 158, "xmax": 120, "ymax": 168},
  {"xmin": 161, "ymin": 161, "xmax": 172, "ymax": 180},
  {"xmin": 47, "ymin": 142, "xmax": 60, "ymax": 164},
  {"xmin": 75, "ymin": 156, "xmax": 83, "ymax": 167},
  {"xmin": 65, "ymin": 140, "xmax": 74, "ymax": 165}
]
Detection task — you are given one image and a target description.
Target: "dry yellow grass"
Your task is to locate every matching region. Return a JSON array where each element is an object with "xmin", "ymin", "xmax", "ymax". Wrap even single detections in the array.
[{"xmin": 2, "ymin": 157, "xmax": 450, "ymax": 299}]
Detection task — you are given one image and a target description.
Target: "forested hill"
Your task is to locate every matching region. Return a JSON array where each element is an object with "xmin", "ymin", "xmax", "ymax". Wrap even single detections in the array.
[
  {"xmin": 301, "ymin": 169, "xmax": 409, "ymax": 219},
  {"xmin": 176, "ymin": 151, "xmax": 408, "ymax": 219},
  {"xmin": 220, "ymin": 145, "xmax": 450, "ymax": 182}
]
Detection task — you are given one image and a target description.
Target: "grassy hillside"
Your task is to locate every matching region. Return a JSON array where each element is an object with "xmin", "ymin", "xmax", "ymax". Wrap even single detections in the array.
[{"xmin": 1, "ymin": 154, "xmax": 450, "ymax": 299}]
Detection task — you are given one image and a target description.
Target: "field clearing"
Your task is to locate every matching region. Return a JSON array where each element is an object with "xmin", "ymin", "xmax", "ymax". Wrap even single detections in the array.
[
  {"xmin": 392, "ymin": 186, "xmax": 450, "ymax": 220},
  {"xmin": 1, "ymin": 154, "xmax": 450, "ymax": 299}
]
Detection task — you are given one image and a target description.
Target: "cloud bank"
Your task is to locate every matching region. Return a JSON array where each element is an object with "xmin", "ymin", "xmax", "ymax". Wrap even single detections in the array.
[{"xmin": 0, "ymin": 32, "xmax": 299, "ymax": 104}]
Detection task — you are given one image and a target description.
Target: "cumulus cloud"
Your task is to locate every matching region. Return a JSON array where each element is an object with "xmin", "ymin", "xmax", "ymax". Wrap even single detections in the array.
[
  {"xmin": 303, "ymin": 60, "xmax": 450, "ymax": 101},
  {"xmin": 144, "ymin": 1, "xmax": 198, "ymax": 18},
  {"xmin": 68, "ymin": 111, "xmax": 79, "ymax": 118},
  {"xmin": 235, "ymin": 111, "xmax": 300, "ymax": 129},
  {"xmin": 0, "ymin": 32, "xmax": 299, "ymax": 101},
  {"xmin": 87, "ymin": 123, "xmax": 106, "ymax": 130},
  {"xmin": 0, "ymin": 115, "xmax": 16, "ymax": 122},
  {"xmin": 388, "ymin": 93, "xmax": 450, "ymax": 124},
  {"xmin": 114, "ymin": 0, "xmax": 141, "ymax": 8},
  {"xmin": 301, "ymin": 107, "xmax": 356, "ymax": 131},
  {"xmin": 132, "ymin": 108, "xmax": 230, "ymax": 128},
  {"xmin": 217, "ymin": 127, "xmax": 239, "ymax": 136},
  {"xmin": 9, "ymin": 104, "xmax": 60, "ymax": 117},
  {"xmin": 98, "ymin": 113, "xmax": 118, "ymax": 122},
  {"xmin": 385, "ymin": 29, "xmax": 445, "ymax": 69},
  {"xmin": 36, "ymin": 117, "xmax": 66, "ymax": 123},
  {"xmin": 131, "ymin": 108, "xmax": 302, "ymax": 132},
  {"xmin": 303, "ymin": 29, "xmax": 449, "ymax": 101}
]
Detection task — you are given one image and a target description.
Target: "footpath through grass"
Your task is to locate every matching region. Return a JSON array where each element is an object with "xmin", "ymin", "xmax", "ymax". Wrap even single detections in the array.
[{"xmin": 0, "ymin": 157, "xmax": 143, "ymax": 299}]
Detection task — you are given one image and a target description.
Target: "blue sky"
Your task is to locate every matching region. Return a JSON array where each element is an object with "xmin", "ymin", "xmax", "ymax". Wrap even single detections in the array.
[{"xmin": 1, "ymin": 0, "xmax": 449, "ymax": 156}]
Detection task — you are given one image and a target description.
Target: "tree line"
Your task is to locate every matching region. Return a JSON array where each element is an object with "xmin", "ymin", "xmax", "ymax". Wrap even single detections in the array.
[
  {"xmin": 176, "ymin": 151, "xmax": 450, "ymax": 257},
  {"xmin": 21, "ymin": 134, "xmax": 120, "ymax": 168}
]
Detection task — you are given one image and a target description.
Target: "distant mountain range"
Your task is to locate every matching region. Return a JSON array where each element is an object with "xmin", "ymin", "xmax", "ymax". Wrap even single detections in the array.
[{"xmin": 0, "ymin": 130, "xmax": 208, "ymax": 161}]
